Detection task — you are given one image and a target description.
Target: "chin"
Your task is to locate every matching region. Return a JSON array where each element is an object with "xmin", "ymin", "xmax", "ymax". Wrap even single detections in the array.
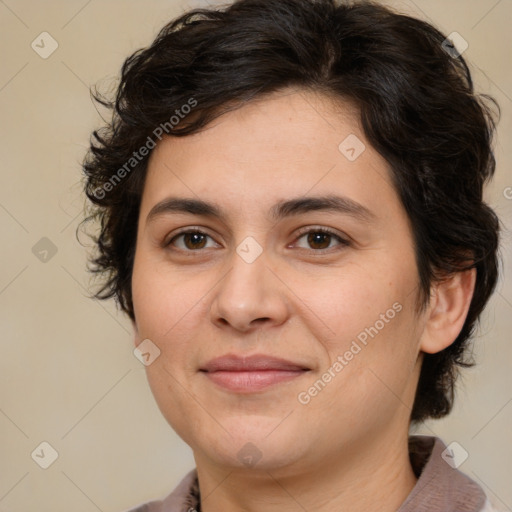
[{"xmin": 193, "ymin": 420, "xmax": 306, "ymax": 470}]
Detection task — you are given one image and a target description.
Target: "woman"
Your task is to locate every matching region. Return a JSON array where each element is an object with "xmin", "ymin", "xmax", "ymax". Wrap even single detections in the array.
[{"xmin": 82, "ymin": 0, "xmax": 502, "ymax": 510}]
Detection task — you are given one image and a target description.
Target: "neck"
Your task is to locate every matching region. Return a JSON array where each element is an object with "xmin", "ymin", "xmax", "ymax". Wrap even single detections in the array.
[{"xmin": 195, "ymin": 426, "xmax": 417, "ymax": 512}]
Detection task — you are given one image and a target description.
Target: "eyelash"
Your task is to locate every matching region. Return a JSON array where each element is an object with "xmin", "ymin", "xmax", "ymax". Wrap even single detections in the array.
[{"xmin": 165, "ymin": 226, "xmax": 350, "ymax": 253}]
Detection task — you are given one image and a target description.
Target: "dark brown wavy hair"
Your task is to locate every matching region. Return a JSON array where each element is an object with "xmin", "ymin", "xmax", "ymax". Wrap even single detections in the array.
[{"xmin": 82, "ymin": 0, "xmax": 501, "ymax": 423}]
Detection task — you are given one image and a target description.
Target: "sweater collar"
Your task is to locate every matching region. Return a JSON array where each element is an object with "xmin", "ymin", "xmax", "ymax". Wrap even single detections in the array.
[
  {"xmin": 164, "ymin": 436, "xmax": 486, "ymax": 512},
  {"xmin": 398, "ymin": 435, "xmax": 486, "ymax": 511}
]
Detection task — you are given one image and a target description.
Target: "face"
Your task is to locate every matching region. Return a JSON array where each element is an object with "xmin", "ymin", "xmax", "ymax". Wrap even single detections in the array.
[{"xmin": 131, "ymin": 89, "xmax": 427, "ymax": 475}]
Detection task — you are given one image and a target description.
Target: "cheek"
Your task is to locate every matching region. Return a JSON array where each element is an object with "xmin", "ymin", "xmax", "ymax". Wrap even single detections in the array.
[
  {"xmin": 132, "ymin": 257, "xmax": 205, "ymax": 339},
  {"xmin": 303, "ymin": 259, "xmax": 413, "ymax": 346},
  {"xmin": 131, "ymin": 260, "xmax": 216, "ymax": 397},
  {"xmin": 132, "ymin": 263, "xmax": 208, "ymax": 441},
  {"xmin": 304, "ymin": 259, "xmax": 421, "ymax": 397}
]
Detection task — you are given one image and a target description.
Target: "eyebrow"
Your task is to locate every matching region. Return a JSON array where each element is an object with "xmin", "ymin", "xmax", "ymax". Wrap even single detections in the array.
[{"xmin": 146, "ymin": 195, "xmax": 376, "ymax": 224}]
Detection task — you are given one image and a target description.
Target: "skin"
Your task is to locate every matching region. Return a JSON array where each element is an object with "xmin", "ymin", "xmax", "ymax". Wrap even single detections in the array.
[{"xmin": 131, "ymin": 88, "xmax": 476, "ymax": 512}]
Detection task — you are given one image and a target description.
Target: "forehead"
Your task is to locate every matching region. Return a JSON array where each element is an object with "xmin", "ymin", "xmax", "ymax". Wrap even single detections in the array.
[{"xmin": 140, "ymin": 89, "xmax": 402, "ymax": 226}]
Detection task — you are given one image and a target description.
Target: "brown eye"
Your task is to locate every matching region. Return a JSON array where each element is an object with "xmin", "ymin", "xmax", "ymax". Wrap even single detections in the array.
[
  {"xmin": 166, "ymin": 230, "xmax": 216, "ymax": 251},
  {"xmin": 294, "ymin": 228, "xmax": 350, "ymax": 251},
  {"xmin": 182, "ymin": 232, "xmax": 208, "ymax": 250},
  {"xmin": 306, "ymin": 232, "xmax": 332, "ymax": 250}
]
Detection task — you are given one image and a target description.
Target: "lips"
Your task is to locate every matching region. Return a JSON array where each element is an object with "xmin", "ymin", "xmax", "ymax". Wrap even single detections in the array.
[
  {"xmin": 200, "ymin": 354, "xmax": 310, "ymax": 392},
  {"xmin": 201, "ymin": 354, "xmax": 310, "ymax": 372}
]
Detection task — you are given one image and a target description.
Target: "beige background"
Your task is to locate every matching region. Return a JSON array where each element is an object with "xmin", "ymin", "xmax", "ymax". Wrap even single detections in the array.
[{"xmin": 0, "ymin": 0, "xmax": 511, "ymax": 511}]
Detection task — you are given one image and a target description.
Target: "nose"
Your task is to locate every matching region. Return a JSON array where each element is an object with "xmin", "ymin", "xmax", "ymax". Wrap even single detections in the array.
[{"xmin": 209, "ymin": 243, "xmax": 290, "ymax": 333}]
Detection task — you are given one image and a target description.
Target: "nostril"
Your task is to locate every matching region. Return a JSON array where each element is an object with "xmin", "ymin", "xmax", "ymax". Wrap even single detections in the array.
[{"xmin": 252, "ymin": 317, "xmax": 270, "ymax": 325}]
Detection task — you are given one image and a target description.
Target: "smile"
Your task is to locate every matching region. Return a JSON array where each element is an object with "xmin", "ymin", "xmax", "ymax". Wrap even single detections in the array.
[{"xmin": 200, "ymin": 354, "xmax": 310, "ymax": 393}]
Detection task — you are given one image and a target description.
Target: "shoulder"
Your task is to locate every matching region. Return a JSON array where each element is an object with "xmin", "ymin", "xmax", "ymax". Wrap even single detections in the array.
[
  {"xmin": 480, "ymin": 498, "xmax": 506, "ymax": 512},
  {"xmin": 402, "ymin": 436, "xmax": 500, "ymax": 512}
]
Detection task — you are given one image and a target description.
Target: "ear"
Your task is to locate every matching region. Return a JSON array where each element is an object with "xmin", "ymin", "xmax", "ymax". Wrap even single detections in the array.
[{"xmin": 419, "ymin": 268, "xmax": 477, "ymax": 354}]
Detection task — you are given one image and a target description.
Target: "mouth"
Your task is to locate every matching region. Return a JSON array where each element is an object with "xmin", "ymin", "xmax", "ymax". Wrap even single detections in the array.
[{"xmin": 199, "ymin": 354, "xmax": 311, "ymax": 393}]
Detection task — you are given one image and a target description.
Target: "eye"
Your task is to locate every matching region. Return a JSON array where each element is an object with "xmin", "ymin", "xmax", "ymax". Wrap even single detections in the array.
[
  {"xmin": 164, "ymin": 226, "xmax": 350, "ymax": 253},
  {"xmin": 165, "ymin": 228, "xmax": 218, "ymax": 251},
  {"xmin": 293, "ymin": 227, "xmax": 350, "ymax": 251}
]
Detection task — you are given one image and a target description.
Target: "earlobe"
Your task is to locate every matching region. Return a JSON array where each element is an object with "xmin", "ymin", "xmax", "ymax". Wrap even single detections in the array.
[{"xmin": 419, "ymin": 268, "xmax": 477, "ymax": 354}]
